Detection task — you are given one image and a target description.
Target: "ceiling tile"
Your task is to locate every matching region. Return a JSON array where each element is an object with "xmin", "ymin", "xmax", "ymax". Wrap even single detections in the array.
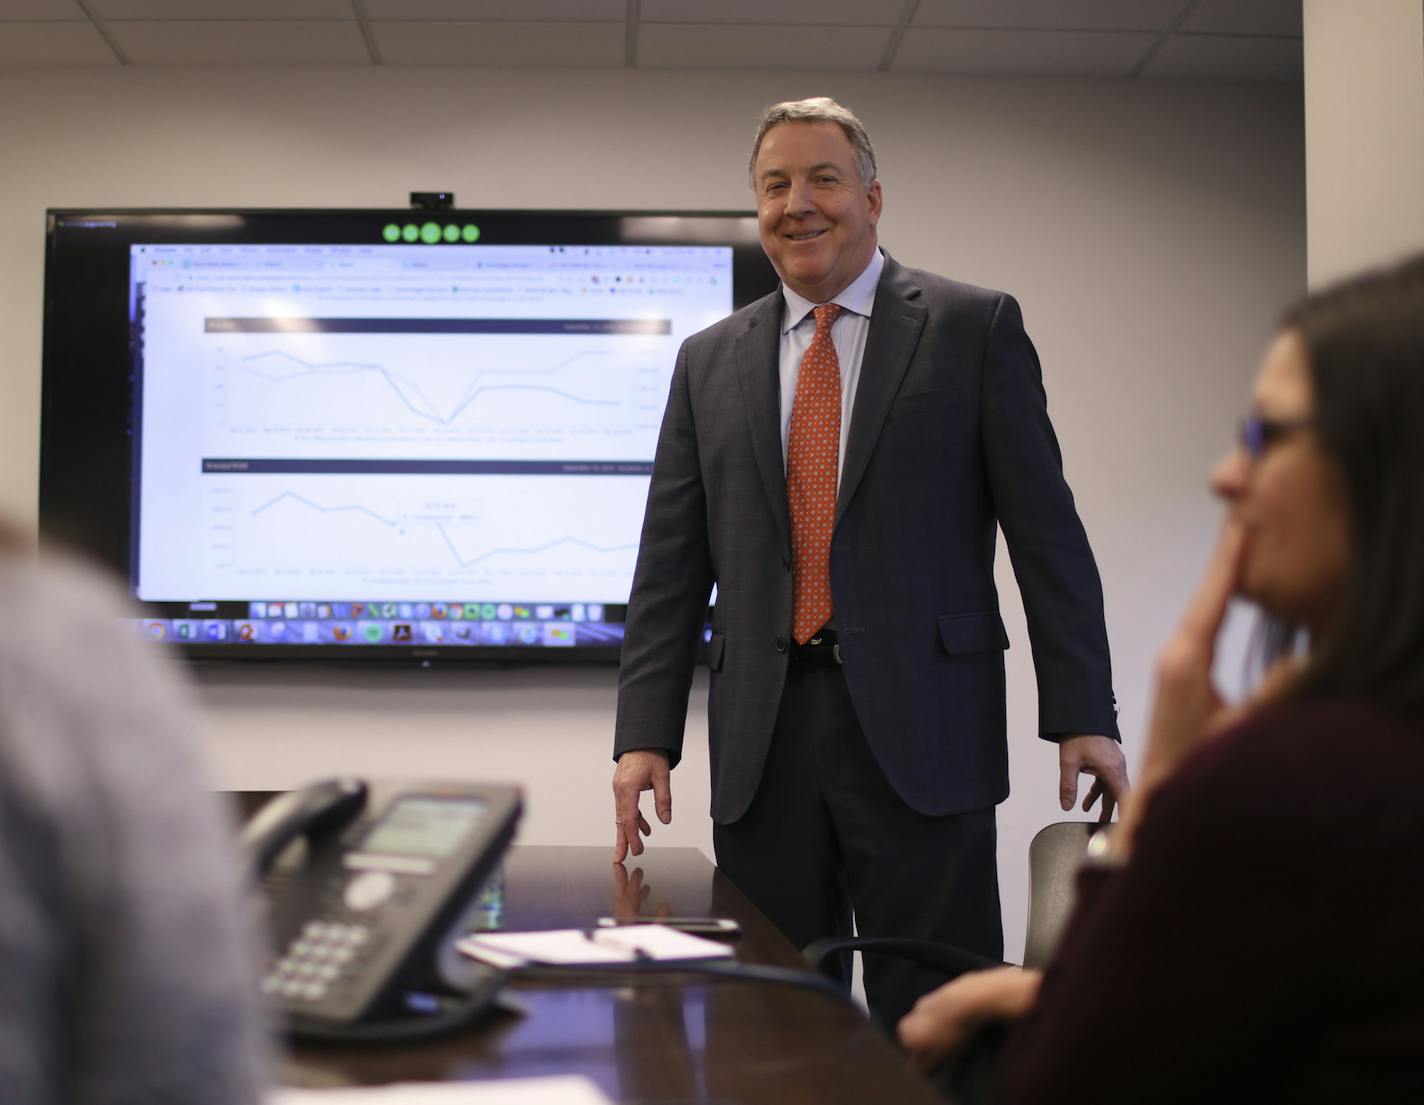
[
  {"xmin": 90, "ymin": 0, "xmax": 353, "ymax": 16},
  {"xmin": 641, "ymin": 0, "xmax": 899, "ymax": 25},
  {"xmin": 638, "ymin": 23, "xmax": 888, "ymax": 70},
  {"xmin": 1182, "ymin": 0, "xmax": 1301, "ymax": 37},
  {"xmin": 1146, "ymin": 33, "xmax": 1302, "ymax": 81},
  {"xmin": 373, "ymin": 21, "xmax": 624, "ymax": 67},
  {"xmin": 0, "ymin": 0, "xmax": 86, "ymax": 19},
  {"xmin": 363, "ymin": 0, "xmax": 624, "ymax": 19},
  {"xmin": 108, "ymin": 20, "xmax": 370, "ymax": 64},
  {"xmin": 913, "ymin": 0, "xmax": 1185, "ymax": 32},
  {"xmin": 0, "ymin": 21, "xmax": 118, "ymax": 63},
  {"xmin": 892, "ymin": 27, "xmax": 1155, "ymax": 76}
]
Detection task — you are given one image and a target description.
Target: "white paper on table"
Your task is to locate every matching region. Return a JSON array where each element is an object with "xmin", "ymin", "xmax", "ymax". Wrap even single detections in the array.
[
  {"xmin": 268, "ymin": 1073, "xmax": 616, "ymax": 1104},
  {"xmin": 455, "ymin": 924, "xmax": 735, "ymax": 969}
]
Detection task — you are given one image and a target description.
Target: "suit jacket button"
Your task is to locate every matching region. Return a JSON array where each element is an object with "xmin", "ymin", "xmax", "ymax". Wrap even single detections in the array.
[{"xmin": 774, "ymin": 636, "xmax": 788, "ymax": 653}]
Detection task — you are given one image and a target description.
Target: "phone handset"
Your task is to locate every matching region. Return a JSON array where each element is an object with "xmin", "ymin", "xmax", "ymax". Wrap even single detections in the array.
[
  {"xmin": 240, "ymin": 777, "xmax": 368, "ymax": 876},
  {"xmin": 242, "ymin": 778, "xmax": 522, "ymax": 1044}
]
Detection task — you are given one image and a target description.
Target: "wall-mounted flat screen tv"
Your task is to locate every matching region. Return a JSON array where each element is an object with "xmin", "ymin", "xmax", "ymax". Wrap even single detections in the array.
[{"xmin": 41, "ymin": 209, "xmax": 778, "ymax": 664}]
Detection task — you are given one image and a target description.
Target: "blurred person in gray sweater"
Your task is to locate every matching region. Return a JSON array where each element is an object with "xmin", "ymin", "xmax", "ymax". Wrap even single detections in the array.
[{"xmin": 0, "ymin": 525, "xmax": 266, "ymax": 1105}]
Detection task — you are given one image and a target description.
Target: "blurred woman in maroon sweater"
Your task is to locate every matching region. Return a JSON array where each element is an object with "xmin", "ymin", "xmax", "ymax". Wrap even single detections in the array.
[{"xmin": 899, "ymin": 254, "xmax": 1424, "ymax": 1104}]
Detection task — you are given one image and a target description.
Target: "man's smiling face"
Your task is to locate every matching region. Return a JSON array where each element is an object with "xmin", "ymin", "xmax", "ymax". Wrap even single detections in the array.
[{"xmin": 753, "ymin": 120, "xmax": 882, "ymax": 303}]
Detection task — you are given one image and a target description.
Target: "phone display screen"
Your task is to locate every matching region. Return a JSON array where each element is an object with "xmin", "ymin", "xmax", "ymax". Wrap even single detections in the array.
[{"xmin": 360, "ymin": 796, "xmax": 486, "ymax": 858}]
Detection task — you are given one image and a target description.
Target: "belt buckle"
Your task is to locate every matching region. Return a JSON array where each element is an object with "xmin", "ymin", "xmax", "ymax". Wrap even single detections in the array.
[{"xmin": 799, "ymin": 634, "xmax": 841, "ymax": 667}]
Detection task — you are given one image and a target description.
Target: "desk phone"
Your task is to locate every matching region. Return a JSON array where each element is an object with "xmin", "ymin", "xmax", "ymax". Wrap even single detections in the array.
[{"xmin": 241, "ymin": 778, "xmax": 521, "ymax": 1041}]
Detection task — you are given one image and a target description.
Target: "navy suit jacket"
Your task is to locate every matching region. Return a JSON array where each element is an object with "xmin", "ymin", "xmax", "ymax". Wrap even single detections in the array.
[{"xmin": 614, "ymin": 254, "xmax": 1117, "ymax": 824}]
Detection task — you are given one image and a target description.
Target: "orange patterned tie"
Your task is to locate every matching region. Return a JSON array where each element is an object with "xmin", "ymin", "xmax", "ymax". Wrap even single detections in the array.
[{"xmin": 787, "ymin": 303, "xmax": 842, "ymax": 645}]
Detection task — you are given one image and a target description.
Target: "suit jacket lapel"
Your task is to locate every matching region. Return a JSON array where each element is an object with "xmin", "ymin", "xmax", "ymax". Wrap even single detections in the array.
[
  {"xmin": 837, "ymin": 255, "xmax": 926, "ymax": 521},
  {"xmin": 735, "ymin": 293, "xmax": 791, "ymax": 544}
]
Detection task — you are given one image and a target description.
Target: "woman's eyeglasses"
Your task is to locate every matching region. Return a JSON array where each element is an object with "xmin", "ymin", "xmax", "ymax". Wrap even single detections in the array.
[{"xmin": 1238, "ymin": 415, "xmax": 1316, "ymax": 461}]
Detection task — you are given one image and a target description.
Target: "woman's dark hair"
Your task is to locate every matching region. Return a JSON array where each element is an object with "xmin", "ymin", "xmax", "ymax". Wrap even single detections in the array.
[{"xmin": 1276, "ymin": 253, "xmax": 1424, "ymax": 714}]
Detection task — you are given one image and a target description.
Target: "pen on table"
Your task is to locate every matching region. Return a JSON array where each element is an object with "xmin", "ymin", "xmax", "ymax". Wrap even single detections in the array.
[{"xmin": 584, "ymin": 928, "xmax": 652, "ymax": 962}]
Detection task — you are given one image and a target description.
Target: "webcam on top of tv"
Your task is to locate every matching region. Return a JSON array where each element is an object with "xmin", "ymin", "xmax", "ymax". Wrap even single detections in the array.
[{"xmin": 410, "ymin": 192, "xmax": 454, "ymax": 211}]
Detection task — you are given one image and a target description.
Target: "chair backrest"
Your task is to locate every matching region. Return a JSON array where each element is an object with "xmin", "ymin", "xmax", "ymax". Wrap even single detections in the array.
[{"xmin": 1021, "ymin": 822, "xmax": 1107, "ymax": 969}]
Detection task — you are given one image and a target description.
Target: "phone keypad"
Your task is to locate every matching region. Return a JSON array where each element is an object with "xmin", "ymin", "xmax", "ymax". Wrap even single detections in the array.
[{"xmin": 262, "ymin": 921, "xmax": 373, "ymax": 1004}]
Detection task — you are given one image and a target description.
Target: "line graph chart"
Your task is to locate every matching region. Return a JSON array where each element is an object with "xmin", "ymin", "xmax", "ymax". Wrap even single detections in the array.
[
  {"xmin": 209, "ymin": 332, "xmax": 670, "ymax": 462},
  {"xmin": 238, "ymin": 347, "xmax": 622, "ymax": 426},
  {"xmin": 432, "ymin": 526, "xmax": 637, "ymax": 571},
  {"xmin": 204, "ymin": 475, "xmax": 648, "ymax": 601},
  {"xmin": 132, "ymin": 242, "xmax": 735, "ymax": 605},
  {"xmin": 251, "ymin": 490, "xmax": 401, "ymax": 528}
]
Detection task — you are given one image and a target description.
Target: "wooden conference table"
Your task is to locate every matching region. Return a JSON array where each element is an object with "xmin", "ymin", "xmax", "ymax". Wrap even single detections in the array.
[{"xmin": 242, "ymin": 811, "xmax": 946, "ymax": 1104}]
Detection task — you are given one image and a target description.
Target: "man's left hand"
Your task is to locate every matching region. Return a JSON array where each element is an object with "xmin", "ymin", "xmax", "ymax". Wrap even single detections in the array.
[{"xmin": 1057, "ymin": 734, "xmax": 1128, "ymax": 823}]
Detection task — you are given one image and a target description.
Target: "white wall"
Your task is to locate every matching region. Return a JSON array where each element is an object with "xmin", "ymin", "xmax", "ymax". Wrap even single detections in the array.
[
  {"xmin": 0, "ymin": 67, "xmax": 1304, "ymax": 959},
  {"xmin": 1303, "ymin": 0, "xmax": 1424, "ymax": 285}
]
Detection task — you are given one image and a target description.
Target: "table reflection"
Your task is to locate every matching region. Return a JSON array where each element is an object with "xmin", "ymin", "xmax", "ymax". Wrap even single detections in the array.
[{"xmin": 611, "ymin": 862, "xmax": 673, "ymax": 924}]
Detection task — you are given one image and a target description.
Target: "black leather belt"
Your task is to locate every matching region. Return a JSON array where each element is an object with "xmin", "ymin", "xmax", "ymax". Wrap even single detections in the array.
[{"xmin": 790, "ymin": 630, "xmax": 841, "ymax": 668}]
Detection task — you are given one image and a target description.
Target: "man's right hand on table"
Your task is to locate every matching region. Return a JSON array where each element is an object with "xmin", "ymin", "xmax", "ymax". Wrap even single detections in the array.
[{"xmin": 612, "ymin": 749, "xmax": 672, "ymax": 862}]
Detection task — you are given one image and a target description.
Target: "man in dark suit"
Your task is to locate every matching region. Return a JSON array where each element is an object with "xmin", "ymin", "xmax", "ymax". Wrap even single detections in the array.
[{"xmin": 611, "ymin": 97, "xmax": 1126, "ymax": 1029}]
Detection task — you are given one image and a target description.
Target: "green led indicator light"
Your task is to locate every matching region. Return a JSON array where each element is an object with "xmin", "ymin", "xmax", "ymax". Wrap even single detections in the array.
[
  {"xmin": 401, "ymin": 224, "xmax": 419, "ymax": 243},
  {"xmin": 442, "ymin": 224, "xmax": 461, "ymax": 243},
  {"xmin": 420, "ymin": 222, "xmax": 441, "ymax": 244},
  {"xmin": 381, "ymin": 224, "xmax": 401, "ymax": 243},
  {"xmin": 462, "ymin": 224, "xmax": 481, "ymax": 243}
]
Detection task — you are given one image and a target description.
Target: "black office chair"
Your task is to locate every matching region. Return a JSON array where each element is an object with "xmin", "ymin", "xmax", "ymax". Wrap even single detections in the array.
[
  {"xmin": 802, "ymin": 820, "xmax": 1106, "ymax": 979},
  {"xmin": 802, "ymin": 822, "xmax": 1108, "ymax": 1102}
]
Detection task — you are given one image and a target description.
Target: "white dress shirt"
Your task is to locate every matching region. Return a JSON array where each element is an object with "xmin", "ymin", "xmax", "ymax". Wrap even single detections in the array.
[{"xmin": 777, "ymin": 247, "xmax": 884, "ymax": 486}]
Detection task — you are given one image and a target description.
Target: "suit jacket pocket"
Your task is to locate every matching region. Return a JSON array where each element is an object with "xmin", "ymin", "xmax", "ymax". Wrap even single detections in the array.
[
  {"xmin": 704, "ymin": 632, "xmax": 726, "ymax": 671},
  {"xmin": 936, "ymin": 612, "xmax": 1009, "ymax": 655},
  {"xmin": 889, "ymin": 389, "xmax": 942, "ymax": 418}
]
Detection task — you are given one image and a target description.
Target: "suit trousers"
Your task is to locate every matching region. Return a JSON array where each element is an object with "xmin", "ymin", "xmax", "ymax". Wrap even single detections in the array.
[{"xmin": 713, "ymin": 658, "xmax": 1004, "ymax": 1034}]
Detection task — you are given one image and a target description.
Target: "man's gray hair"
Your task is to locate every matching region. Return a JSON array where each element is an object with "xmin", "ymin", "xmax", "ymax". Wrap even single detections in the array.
[{"xmin": 748, "ymin": 97, "xmax": 878, "ymax": 188}]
